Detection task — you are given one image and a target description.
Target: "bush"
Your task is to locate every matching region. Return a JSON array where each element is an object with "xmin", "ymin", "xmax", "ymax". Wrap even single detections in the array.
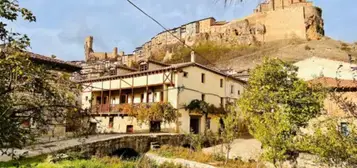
[{"xmin": 304, "ymin": 45, "xmax": 312, "ymax": 50}]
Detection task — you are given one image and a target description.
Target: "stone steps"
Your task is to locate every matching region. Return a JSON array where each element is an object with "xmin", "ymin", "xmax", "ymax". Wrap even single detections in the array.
[{"xmin": 150, "ymin": 141, "xmax": 161, "ymax": 150}]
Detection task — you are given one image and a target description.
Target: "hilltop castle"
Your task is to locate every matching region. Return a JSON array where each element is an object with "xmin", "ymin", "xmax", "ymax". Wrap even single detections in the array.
[{"xmin": 83, "ymin": 0, "xmax": 324, "ymax": 69}]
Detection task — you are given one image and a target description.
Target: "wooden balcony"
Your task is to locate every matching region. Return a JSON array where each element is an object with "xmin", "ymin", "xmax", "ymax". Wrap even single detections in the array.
[{"xmin": 91, "ymin": 103, "xmax": 155, "ymax": 115}]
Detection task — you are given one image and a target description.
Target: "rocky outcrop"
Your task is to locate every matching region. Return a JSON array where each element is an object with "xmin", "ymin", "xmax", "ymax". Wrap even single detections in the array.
[{"xmin": 305, "ymin": 7, "xmax": 324, "ymax": 40}]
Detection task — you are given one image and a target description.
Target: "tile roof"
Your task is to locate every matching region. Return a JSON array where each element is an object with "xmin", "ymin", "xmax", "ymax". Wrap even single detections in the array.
[
  {"xmin": 78, "ymin": 62, "xmax": 246, "ymax": 84},
  {"xmin": 138, "ymin": 59, "xmax": 170, "ymax": 67},
  {"xmin": 29, "ymin": 52, "xmax": 82, "ymax": 72},
  {"xmin": 116, "ymin": 64, "xmax": 137, "ymax": 71},
  {"xmin": 308, "ymin": 77, "xmax": 357, "ymax": 88}
]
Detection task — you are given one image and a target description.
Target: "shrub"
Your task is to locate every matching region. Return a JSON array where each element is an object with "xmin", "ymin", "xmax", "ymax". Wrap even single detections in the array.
[{"xmin": 304, "ymin": 45, "xmax": 312, "ymax": 50}]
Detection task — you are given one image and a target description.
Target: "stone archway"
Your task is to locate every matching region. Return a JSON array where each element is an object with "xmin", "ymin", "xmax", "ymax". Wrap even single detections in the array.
[{"xmin": 110, "ymin": 148, "xmax": 140, "ymax": 160}]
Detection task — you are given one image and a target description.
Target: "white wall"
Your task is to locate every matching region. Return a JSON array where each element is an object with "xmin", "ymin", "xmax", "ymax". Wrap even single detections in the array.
[{"xmin": 294, "ymin": 57, "xmax": 357, "ymax": 81}]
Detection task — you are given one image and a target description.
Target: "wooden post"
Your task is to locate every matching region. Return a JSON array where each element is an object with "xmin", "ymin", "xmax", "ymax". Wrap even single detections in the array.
[
  {"xmin": 119, "ymin": 79, "xmax": 122, "ymax": 104},
  {"xmin": 131, "ymin": 77, "xmax": 134, "ymax": 104},
  {"xmin": 90, "ymin": 82, "xmax": 93, "ymax": 114},
  {"xmin": 100, "ymin": 81, "xmax": 103, "ymax": 113},
  {"xmin": 109, "ymin": 79, "xmax": 112, "ymax": 112},
  {"xmin": 146, "ymin": 74, "xmax": 149, "ymax": 103}
]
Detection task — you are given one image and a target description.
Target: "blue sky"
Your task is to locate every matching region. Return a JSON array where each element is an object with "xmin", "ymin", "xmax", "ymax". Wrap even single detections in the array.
[{"xmin": 9, "ymin": 0, "xmax": 357, "ymax": 61}]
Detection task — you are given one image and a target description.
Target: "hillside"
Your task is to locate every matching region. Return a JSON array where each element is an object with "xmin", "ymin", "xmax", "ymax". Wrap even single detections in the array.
[
  {"xmin": 161, "ymin": 37, "xmax": 357, "ymax": 72},
  {"xmin": 214, "ymin": 37, "xmax": 357, "ymax": 71}
]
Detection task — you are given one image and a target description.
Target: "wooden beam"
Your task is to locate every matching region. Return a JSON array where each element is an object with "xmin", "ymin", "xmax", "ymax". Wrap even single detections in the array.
[
  {"xmin": 131, "ymin": 77, "xmax": 134, "ymax": 104},
  {"xmin": 119, "ymin": 79, "xmax": 122, "ymax": 104},
  {"xmin": 100, "ymin": 80, "xmax": 103, "ymax": 113},
  {"xmin": 146, "ymin": 74, "xmax": 149, "ymax": 103},
  {"xmin": 109, "ymin": 79, "xmax": 111, "ymax": 112}
]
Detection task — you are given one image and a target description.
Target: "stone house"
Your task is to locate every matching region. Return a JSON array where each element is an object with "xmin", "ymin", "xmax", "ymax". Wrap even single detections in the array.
[
  {"xmin": 22, "ymin": 52, "xmax": 82, "ymax": 137},
  {"xmin": 79, "ymin": 54, "xmax": 246, "ymax": 134}
]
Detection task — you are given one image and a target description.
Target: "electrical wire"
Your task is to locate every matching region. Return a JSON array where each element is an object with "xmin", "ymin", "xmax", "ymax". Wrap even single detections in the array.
[{"xmin": 126, "ymin": 0, "xmax": 218, "ymax": 68}]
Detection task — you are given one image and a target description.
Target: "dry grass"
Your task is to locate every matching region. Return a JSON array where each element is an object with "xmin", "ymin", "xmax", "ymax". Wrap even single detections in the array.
[
  {"xmin": 166, "ymin": 42, "xmax": 260, "ymax": 65},
  {"xmin": 151, "ymin": 145, "xmax": 262, "ymax": 168}
]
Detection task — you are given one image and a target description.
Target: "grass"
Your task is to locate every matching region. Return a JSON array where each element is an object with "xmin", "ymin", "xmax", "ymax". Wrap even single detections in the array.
[
  {"xmin": 0, "ymin": 155, "xmax": 183, "ymax": 168},
  {"xmin": 150, "ymin": 145, "xmax": 262, "ymax": 168},
  {"xmin": 165, "ymin": 41, "xmax": 259, "ymax": 64},
  {"xmin": 0, "ymin": 155, "xmax": 47, "ymax": 168}
]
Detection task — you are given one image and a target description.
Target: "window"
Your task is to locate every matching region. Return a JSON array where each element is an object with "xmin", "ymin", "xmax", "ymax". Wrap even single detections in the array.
[
  {"xmin": 141, "ymin": 94, "xmax": 144, "ymax": 103},
  {"xmin": 206, "ymin": 118, "xmax": 211, "ymax": 129},
  {"xmin": 230, "ymin": 85, "xmax": 234, "ymax": 94},
  {"xmin": 183, "ymin": 72, "xmax": 188, "ymax": 78},
  {"xmin": 238, "ymin": 90, "xmax": 241, "ymax": 95},
  {"xmin": 201, "ymin": 94, "xmax": 205, "ymax": 101},
  {"xmin": 201, "ymin": 73, "xmax": 205, "ymax": 83},
  {"xmin": 341, "ymin": 122, "xmax": 349, "ymax": 136},
  {"xmin": 139, "ymin": 63, "xmax": 148, "ymax": 71},
  {"xmin": 109, "ymin": 117, "xmax": 114, "ymax": 128},
  {"xmin": 120, "ymin": 95, "xmax": 127, "ymax": 104},
  {"xmin": 181, "ymin": 27, "xmax": 187, "ymax": 33},
  {"xmin": 160, "ymin": 92, "xmax": 164, "ymax": 102},
  {"xmin": 220, "ymin": 97, "xmax": 224, "ymax": 106},
  {"xmin": 220, "ymin": 79, "xmax": 223, "ymax": 88},
  {"xmin": 85, "ymin": 96, "xmax": 88, "ymax": 101}
]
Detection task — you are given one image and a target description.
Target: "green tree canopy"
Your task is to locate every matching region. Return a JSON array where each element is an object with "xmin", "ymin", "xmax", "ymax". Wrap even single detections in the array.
[
  {"xmin": 0, "ymin": 1, "xmax": 83, "ymax": 157},
  {"xmin": 238, "ymin": 58, "xmax": 325, "ymax": 165}
]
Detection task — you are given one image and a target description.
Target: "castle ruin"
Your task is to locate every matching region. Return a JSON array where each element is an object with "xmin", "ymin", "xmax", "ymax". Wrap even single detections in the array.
[
  {"xmin": 134, "ymin": 0, "xmax": 324, "ymax": 60},
  {"xmin": 80, "ymin": 0, "xmax": 324, "ymax": 78}
]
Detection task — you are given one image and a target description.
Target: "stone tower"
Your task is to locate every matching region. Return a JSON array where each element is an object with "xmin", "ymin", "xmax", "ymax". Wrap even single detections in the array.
[{"xmin": 85, "ymin": 36, "xmax": 93, "ymax": 61}]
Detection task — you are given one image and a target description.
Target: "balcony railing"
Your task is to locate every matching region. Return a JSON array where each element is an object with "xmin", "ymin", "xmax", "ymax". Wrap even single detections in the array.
[{"xmin": 91, "ymin": 103, "xmax": 155, "ymax": 114}]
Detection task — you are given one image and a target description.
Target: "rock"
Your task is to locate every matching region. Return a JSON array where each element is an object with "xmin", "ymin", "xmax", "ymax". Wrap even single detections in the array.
[{"xmin": 46, "ymin": 153, "xmax": 70, "ymax": 163}]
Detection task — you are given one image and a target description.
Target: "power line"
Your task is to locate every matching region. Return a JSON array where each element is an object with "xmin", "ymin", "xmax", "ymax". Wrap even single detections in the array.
[{"xmin": 126, "ymin": 0, "xmax": 217, "ymax": 67}]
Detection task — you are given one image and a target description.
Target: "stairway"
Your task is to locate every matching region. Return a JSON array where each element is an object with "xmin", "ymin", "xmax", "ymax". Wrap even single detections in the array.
[{"xmin": 150, "ymin": 141, "xmax": 161, "ymax": 150}]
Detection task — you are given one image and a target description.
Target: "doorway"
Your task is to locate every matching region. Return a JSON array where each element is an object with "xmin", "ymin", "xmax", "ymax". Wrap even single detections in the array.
[
  {"xmin": 150, "ymin": 121, "xmax": 161, "ymax": 132},
  {"xmin": 190, "ymin": 117, "xmax": 200, "ymax": 134}
]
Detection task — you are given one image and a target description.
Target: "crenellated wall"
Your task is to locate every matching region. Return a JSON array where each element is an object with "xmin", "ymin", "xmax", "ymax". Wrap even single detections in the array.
[{"xmin": 133, "ymin": 0, "xmax": 324, "ymax": 61}]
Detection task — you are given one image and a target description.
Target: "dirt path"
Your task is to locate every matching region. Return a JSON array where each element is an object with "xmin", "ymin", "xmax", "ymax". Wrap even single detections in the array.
[{"xmin": 202, "ymin": 138, "xmax": 262, "ymax": 162}]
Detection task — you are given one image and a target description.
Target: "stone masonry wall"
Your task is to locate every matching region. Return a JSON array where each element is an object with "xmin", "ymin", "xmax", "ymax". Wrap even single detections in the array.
[{"xmin": 133, "ymin": 0, "xmax": 324, "ymax": 62}]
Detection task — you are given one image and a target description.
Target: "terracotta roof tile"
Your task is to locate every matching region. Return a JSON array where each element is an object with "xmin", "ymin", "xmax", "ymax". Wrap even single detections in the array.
[
  {"xmin": 78, "ymin": 62, "xmax": 246, "ymax": 84},
  {"xmin": 28, "ymin": 52, "xmax": 82, "ymax": 71}
]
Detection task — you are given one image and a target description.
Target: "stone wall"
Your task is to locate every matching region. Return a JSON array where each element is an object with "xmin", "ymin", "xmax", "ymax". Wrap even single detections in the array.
[
  {"xmin": 57, "ymin": 134, "xmax": 187, "ymax": 156},
  {"xmin": 133, "ymin": 0, "xmax": 324, "ymax": 62},
  {"xmin": 81, "ymin": 0, "xmax": 324, "ymax": 66}
]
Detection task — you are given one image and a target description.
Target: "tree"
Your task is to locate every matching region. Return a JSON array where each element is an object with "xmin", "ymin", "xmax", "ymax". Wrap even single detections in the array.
[
  {"xmin": 238, "ymin": 58, "xmax": 325, "ymax": 166},
  {"xmin": 220, "ymin": 105, "xmax": 245, "ymax": 164},
  {"xmin": 295, "ymin": 119, "xmax": 357, "ymax": 167},
  {"xmin": 185, "ymin": 99, "xmax": 225, "ymax": 134},
  {"xmin": 0, "ymin": 1, "xmax": 83, "ymax": 158}
]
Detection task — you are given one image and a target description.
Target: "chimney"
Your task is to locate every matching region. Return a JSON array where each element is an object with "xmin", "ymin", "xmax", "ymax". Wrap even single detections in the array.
[
  {"xmin": 190, "ymin": 51, "xmax": 196, "ymax": 62},
  {"xmin": 119, "ymin": 51, "xmax": 125, "ymax": 56},
  {"xmin": 113, "ymin": 47, "xmax": 118, "ymax": 57}
]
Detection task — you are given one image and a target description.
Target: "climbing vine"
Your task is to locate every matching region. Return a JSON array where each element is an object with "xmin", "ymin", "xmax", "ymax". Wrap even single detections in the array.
[
  {"xmin": 120, "ymin": 102, "xmax": 179, "ymax": 125},
  {"xmin": 185, "ymin": 99, "xmax": 226, "ymax": 117}
]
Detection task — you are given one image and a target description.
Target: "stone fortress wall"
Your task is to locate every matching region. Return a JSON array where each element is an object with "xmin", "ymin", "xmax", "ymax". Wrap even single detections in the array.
[
  {"xmin": 84, "ymin": 0, "xmax": 324, "ymax": 65},
  {"xmin": 134, "ymin": 0, "xmax": 324, "ymax": 60}
]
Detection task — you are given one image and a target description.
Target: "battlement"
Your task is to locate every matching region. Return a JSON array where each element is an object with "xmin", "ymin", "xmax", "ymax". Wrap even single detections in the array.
[{"xmin": 254, "ymin": 0, "xmax": 313, "ymax": 13}]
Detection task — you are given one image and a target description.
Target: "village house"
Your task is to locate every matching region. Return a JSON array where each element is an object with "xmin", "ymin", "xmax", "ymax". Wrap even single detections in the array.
[
  {"xmin": 79, "ymin": 54, "xmax": 246, "ymax": 134},
  {"xmin": 295, "ymin": 57, "xmax": 357, "ymax": 135},
  {"xmin": 21, "ymin": 52, "xmax": 82, "ymax": 137}
]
